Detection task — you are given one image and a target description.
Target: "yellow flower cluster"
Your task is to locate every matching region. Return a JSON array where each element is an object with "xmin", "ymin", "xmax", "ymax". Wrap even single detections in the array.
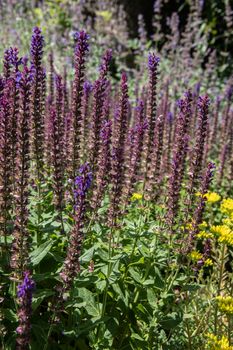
[
  {"xmin": 206, "ymin": 334, "xmax": 233, "ymax": 350},
  {"xmin": 196, "ymin": 231, "xmax": 213, "ymax": 240},
  {"xmin": 205, "ymin": 192, "xmax": 221, "ymax": 203},
  {"xmin": 221, "ymin": 198, "xmax": 233, "ymax": 216},
  {"xmin": 131, "ymin": 193, "xmax": 143, "ymax": 201},
  {"xmin": 216, "ymin": 295, "xmax": 233, "ymax": 314},
  {"xmin": 199, "ymin": 221, "xmax": 208, "ymax": 229},
  {"xmin": 196, "ymin": 191, "xmax": 221, "ymax": 203},
  {"xmin": 211, "ymin": 225, "xmax": 233, "ymax": 246},
  {"xmin": 223, "ymin": 218, "xmax": 233, "ymax": 227},
  {"xmin": 204, "ymin": 258, "xmax": 213, "ymax": 266},
  {"xmin": 189, "ymin": 251, "xmax": 202, "ymax": 261}
]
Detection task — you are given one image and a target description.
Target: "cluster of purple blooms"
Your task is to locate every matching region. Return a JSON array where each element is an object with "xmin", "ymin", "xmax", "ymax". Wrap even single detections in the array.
[{"xmin": 0, "ymin": 21, "xmax": 232, "ymax": 348}]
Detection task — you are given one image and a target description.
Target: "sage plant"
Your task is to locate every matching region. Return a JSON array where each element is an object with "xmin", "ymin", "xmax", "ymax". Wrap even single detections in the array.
[
  {"xmin": 166, "ymin": 91, "xmax": 192, "ymax": 228},
  {"xmin": 89, "ymin": 49, "xmax": 112, "ymax": 170},
  {"xmin": 92, "ymin": 120, "xmax": 112, "ymax": 212},
  {"xmin": 16, "ymin": 271, "xmax": 35, "ymax": 350},
  {"xmin": 0, "ymin": 79, "xmax": 14, "ymax": 252},
  {"xmin": 60, "ymin": 163, "xmax": 92, "ymax": 293},
  {"xmin": 11, "ymin": 61, "xmax": 33, "ymax": 277},
  {"xmin": 30, "ymin": 27, "xmax": 45, "ymax": 181},
  {"xmin": 50, "ymin": 108, "xmax": 65, "ymax": 231},
  {"xmin": 108, "ymin": 72, "xmax": 128, "ymax": 227},
  {"xmin": 188, "ymin": 94, "xmax": 210, "ymax": 200},
  {"xmin": 70, "ymin": 31, "xmax": 89, "ymax": 180}
]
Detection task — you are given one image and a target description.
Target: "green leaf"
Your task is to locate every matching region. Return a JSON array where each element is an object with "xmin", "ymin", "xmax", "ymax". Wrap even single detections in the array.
[
  {"xmin": 159, "ymin": 312, "xmax": 182, "ymax": 330},
  {"xmin": 2, "ymin": 309, "xmax": 17, "ymax": 322},
  {"xmin": 128, "ymin": 267, "xmax": 143, "ymax": 284},
  {"xmin": 147, "ymin": 288, "xmax": 157, "ymax": 308},
  {"xmin": 80, "ymin": 246, "xmax": 95, "ymax": 263},
  {"xmin": 86, "ymin": 303, "xmax": 101, "ymax": 317},
  {"xmin": 30, "ymin": 240, "xmax": 54, "ymax": 266},
  {"xmin": 131, "ymin": 333, "xmax": 144, "ymax": 341},
  {"xmin": 128, "ymin": 257, "xmax": 145, "ymax": 267}
]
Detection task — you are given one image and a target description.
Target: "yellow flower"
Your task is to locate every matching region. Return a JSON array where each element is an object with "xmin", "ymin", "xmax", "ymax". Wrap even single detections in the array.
[
  {"xmin": 216, "ymin": 295, "xmax": 233, "ymax": 315},
  {"xmin": 185, "ymin": 222, "xmax": 194, "ymax": 230},
  {"xmin": 204, "ymin": 192, "xmax": 221, "ymax": 203},
  {"xmin": 131, "ymin": 193, "xmax": 143, "ymax": 201},
  {"xmin": 196, "ymin": 192, "xmax": 221, "ymax": 203},
  {"xmin": 206, "ymin": 333, "xmax": 233, "ymax": 350},
  {"xmin": 223, "ymin": 218, "xmax": 233, "ymax": 227},
  {"xmin": 196, "ymin": 231, "xmax": 213, "ymax": 239},
  {"xmin": 204, "ymin": 258, "xmax": 213, "ymax": 267},
  {"xmin": 221, "ymin": 198, "xmax": 233, "ymax": 216},
  {"xmin": 189, "ymin": 251, "xmax": 202, "ymax": 261},
  {"xmin": 199, "ymin": 221, "xmax": 208, "ymax": 230},
  {"xmin": 211, "ymin": 225, "xmax": 233, "ymax": 246}
]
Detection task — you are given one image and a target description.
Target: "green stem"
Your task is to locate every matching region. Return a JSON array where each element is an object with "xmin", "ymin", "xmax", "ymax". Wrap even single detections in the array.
[
  {"xmin": 214, "ymin": 244, "xmax": 226, "ymax": 335},
  {"xmin": 43, "ymin": 314, "xmax": 56, "ymax": 350},
  {"xmin": 101, "ymin": 227, "xmax": 113, "ymax": 318}
]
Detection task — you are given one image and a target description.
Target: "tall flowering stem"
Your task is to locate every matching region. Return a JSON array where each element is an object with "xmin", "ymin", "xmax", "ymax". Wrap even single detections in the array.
[
  {"xmin": 144, "ymin": 113, "xmax": 164, "ymax": 199},
  {"xmin": 55, "ymin": 75, "xmax": 65, "ymax": 165},
  {"xmin": 16, "ymin": 271, "xmax": 35, "ymax": 350},
  {"xmin": 108, "ymin": 72, "xmax": 128, "ymax": 227},
  {"xmin": 10, "ymin": 62, "xmax": 33, "ymax": 276},
  {"xmin": 188, "ymin": 94, "xmax": 210, "ymax": 201},
  {"xmin": 48, "ymin": 51, "xmax": 54, "ymax": 104},
  {"xmin": 143, "ymin": 53, "xmax": 160, "ymax": 190},
  {"xmin": 4, "ymin": 48, "xmax": 22, "ymax": 187},
  {"xmin": 82, "ymin": 81, "xmax": 92, "ymax": 159},
  {"xmin": 70, "ymin": 31, "xmax": 89, "ymax": 180},
  {"xmin": 50, "ymin": 108, "xmax": 65, "ymax": 232},
  {"xmin": 124, "ymin": 100, "xmax": 147, "ymax": 202},
  {"xmin": 92, "ymin": 120, "xmax": 112, "ymax": 212},
  {"xmin": 187, "ymin": 162, "xmax": 215, "ymax": 251},
  {"xmin": 166, "ymin": 91, "xmax": 192, "ymax": 229},
  {"xmin": 0, "ymin": 79, "xmax": 14, "ymax": 252},
  {"xmin": 147, "ymin": 53, "xmax": 160, "ymax": 155},
  {"xmin": 60, "ymin": 163, "xmax": 92, "ymax": 293},
  {"xmin": 89, "ymin": 49, "xmax": 112, "ymax": 170},
  {"xmin": 30, "ymin": 27, "xmax": 45, "ymax": 181}
]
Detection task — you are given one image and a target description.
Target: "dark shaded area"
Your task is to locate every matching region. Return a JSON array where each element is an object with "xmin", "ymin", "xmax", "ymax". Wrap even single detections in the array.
[{"xmin": 118, "ymin": 0, "xmax": 233, "ymax": 76}]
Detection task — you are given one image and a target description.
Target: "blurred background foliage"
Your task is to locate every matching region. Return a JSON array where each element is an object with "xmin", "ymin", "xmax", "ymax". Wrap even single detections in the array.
[{"xmin": 0, "ymin": 0, "xmax": 232, "ymax": 79}]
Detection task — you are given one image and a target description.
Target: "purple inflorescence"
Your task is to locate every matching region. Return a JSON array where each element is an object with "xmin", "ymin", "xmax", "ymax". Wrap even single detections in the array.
[
  {"xmin": 70, "ymin": 30, "xmax": 89, "ymax": 179},
  {"xmin": 17, "ymin": 271, "xmax": 35, "ymax": 299},
  {"xmin": 148, "ymin": 52, "xmax": 160, "ymax": 69},
  {"xmin": 16, "ymin": 271, "xmax": 35, "ymax": 349},
  {"xmin": 188, "ymin": 94, "xmax": 210, "ymax": 197},
  {"xmin": 73, "ymin": 30, "xmax": 89, "ymax": 51},
  {"xmin": 30, "ymin": 27, "xmax": 44, "ymax": 62},
  {"xmin": 99, "ymin": 49, "xmax": 112, "ymax": 77},
  {"xmin": 59, "ymin": 163, "xmax": 92, "ymax": 294},
  {"xmin": 74, "ymin": 163, "xmax": 93, "ymax": 201}
]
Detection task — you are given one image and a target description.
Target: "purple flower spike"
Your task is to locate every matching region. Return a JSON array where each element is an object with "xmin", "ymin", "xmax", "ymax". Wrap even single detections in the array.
[
  {"xmin": 70, "ymin": 30, "xmax": 89, "ymax": 179},
  {"xmin": 59, "ymin": 163, "xmax": 92, "ymax": 295},
  {"xmin": 99, "ymin": 49, "xmax": 112, "ymax": 77},
  {"xmin": 92, "ymin": 120, "xmax": 112, "ymax": 211},
  {"xmin": 188, "ymin": 94, "xmax": 210, "ymax": 198},
  {"xmin": 73, "ymin": 30, "xmax": 89, "ymax": 52},
  {"xmin": 17, "ymin": 271, "xmax": 36, "ymax": 299},
  {"xmin": 16, "ymin": 271, "xmax": 35, "ymax": 349},
  {"xmin": 83, "ymin": 80, "xmax": 93, "ymax": 95},
  {"xmin": 144, "ymin": 52, "xmax": 160, "ymax": 191},
  {"xmin": 74, "ymin": 163, "xmax": 92, "ymax": 206},
  {"xmin": 30, "ymin": 27, "xmax": 44, "ymax": 63},
  {"xmin": 148, "ymin": 52, "xmax": 160, "ymax": 69}
]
